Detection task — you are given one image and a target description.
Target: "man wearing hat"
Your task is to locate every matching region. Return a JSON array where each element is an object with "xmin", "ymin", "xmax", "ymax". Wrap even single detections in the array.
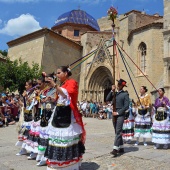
[{"xmin": 106, "ymin": 78, "xmax": 129, "ymax": 156}]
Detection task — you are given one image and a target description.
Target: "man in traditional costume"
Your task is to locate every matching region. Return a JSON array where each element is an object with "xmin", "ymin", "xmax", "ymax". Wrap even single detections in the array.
[{"xmin": 106, "ymin": 78, "xmax": 129, "ymax": 157}]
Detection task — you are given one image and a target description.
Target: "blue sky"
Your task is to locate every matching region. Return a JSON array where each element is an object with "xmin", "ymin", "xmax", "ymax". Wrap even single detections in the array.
[{"xmin": 0, "ymin": 0, "xmax": 163, "ymax": 51}]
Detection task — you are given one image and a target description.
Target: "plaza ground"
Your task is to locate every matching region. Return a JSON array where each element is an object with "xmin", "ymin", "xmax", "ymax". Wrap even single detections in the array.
[{"xmin": 0, "ymin": 118, "xmax": 169, "ymax": 170}]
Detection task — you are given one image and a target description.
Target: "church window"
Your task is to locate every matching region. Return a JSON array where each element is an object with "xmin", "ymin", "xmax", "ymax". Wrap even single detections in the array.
[
  {"xmin": 138, "ymin": 42, "xmax": 147, "ymax": 75},
  {"xmin": 74, "ymin": 30, "xmax": 80, "ymax": 36}
]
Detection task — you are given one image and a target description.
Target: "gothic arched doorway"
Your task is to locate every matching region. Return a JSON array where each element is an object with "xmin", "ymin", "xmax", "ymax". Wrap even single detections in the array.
[
  {"xmin": 104, "ymin": 88, "xmax": 111, "ymax": 102},
  {"xmin": 87, "ymin": 66, "xmax": 113, "ymax": 102}
]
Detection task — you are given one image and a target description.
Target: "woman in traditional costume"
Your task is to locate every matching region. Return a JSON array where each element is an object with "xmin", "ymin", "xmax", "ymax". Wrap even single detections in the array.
[
  {"xmin": 45, "ymin": 66, "xmax": 85, "ymax": 170},
  {"xmin": 24, "ymin": 77, "xmax": 49, "ymax": 160},
  {"xmin": 16, "ymin": 80, "xmax": 37, "ymax": 156},
  {"xmin": 152, "ymin": 88, "xmax": 170, "ymax": 149},
  {"xmin": 36, "ymin": 73, "xmax": 57, "ymax": 166},
  {"xmin": 134, "ymin": 86, "xmax": 152, "ymax": 146},
  {"xmin": 122, "ymin": 99, "xmax": 135, "ymax": 143}
]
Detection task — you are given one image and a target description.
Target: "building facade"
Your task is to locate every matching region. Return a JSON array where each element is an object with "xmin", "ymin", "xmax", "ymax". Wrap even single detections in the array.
[
  {"xmin": 7, "ymin": 7, "xmax": 168, "ymax": 103},
  {"xmin": 163, "ymin": 0, "xmax": 170, "ymax": 98},
  {"xmin": 79, "ymin": 10, "xmax": 164, "ymax": 102}
]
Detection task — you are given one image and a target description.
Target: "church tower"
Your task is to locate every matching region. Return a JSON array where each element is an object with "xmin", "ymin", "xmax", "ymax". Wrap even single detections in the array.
[{"xmin": 163, "ymin": 0, "xmax": 170, "ymax": 96}]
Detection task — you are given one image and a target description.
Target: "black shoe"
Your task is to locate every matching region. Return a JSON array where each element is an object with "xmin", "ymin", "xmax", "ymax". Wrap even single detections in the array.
[
  {"xmin": 110, "ymin": 149, "xmax": 118, "ymax": 157},
  {"xmin": 118, "ymin": 148, "xmax": 124, "ymax": 153}
]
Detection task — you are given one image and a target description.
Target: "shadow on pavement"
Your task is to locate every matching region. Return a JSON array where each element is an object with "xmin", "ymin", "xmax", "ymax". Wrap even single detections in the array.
[
  {"xmin": 81, "ymin": 162, "xmax": 100, "ymax": 170},
  {"xmin": 124, "ymin": 146, "xmax": 139, "ymax": 153},
  {"xmin": 127, "ymin": 141, "xmax": 154, "ymax": 146}
]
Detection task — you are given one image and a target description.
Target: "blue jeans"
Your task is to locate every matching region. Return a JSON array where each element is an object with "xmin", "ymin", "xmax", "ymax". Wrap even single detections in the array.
[{"xmin": 107, "ymin": 112, "xmax": 112, "ymax": 119}]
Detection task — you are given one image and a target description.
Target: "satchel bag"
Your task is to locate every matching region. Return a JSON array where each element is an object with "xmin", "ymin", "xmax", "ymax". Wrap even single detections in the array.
[{"xmin": 52, "ymin": 105, "xmax": 71, "ymax": 128}]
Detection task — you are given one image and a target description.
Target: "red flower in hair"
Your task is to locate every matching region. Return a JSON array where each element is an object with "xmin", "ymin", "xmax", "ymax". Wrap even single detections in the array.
[{"xmin": 122, "ymin": 82, "xmax": 126, "ymax": 86}]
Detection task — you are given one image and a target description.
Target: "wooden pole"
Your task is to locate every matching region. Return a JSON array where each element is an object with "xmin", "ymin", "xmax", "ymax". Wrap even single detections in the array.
[
  {"xmin": 107, "ymin": 6, "xmax": 118, "ymax": 120},
  {"xmin": 112, "ymin": 23, "xmax": 116, "ymax": 113}
]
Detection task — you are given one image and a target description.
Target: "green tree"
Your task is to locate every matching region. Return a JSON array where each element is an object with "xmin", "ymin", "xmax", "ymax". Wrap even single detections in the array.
[
  {"xmin": 0, "ymin": 50, "xmax": 8, "ymax": 57},
  {"xmin": 0, "ymin": 57, "xmax": 42, "ymax": 94}
]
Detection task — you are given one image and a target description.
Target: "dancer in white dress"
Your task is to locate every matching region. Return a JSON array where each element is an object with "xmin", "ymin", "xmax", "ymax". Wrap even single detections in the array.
[
  {"xmin": 134, "ymin": 86, "xmax": 152, "ymax": 146},
  {"xmin": 16, "ymin": 80, "xmax": 37, "ymax": 156},
  {"xmin": 45, "ymin": 66, "xmax": 86, "ymax": 170},
  {"xmin": 152, "ymin": 88, "xmax": 170, "ymax": 149}
]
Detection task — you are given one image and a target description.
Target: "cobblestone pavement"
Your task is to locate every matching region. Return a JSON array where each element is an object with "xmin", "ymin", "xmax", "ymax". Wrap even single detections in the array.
[{"xmin": 0, "ymin": 118, "xmax": 170, "ymax": 170}]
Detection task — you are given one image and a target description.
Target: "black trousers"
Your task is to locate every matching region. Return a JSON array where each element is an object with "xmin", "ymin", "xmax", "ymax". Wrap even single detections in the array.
[{"xmin": 112, "ymin": 115, "xmax": 125, "ymax": 150}]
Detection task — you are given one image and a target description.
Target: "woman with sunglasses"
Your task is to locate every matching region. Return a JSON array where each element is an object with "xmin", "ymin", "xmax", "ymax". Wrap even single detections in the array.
[{"xmin": 44, "ymin": 66, "xmax": 85, "ymax": 170}]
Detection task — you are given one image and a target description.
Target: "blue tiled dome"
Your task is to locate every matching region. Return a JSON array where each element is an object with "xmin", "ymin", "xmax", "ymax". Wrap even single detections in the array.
[{"xmin": 52, "ymin": 10, "xmax": 100, "ymax": 31}]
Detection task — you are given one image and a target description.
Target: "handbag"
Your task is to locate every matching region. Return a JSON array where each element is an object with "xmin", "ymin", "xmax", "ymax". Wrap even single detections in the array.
[
  {"xmin": 52, "ymin": 105, "xmax": 71, "ymax": 128},
  {"xmin": 138, "ymin": 108, "xmax": 147, "ymax": 116},
  {"xmin": 40, "ymin": 109, "xmax": 52, "ymax": 127},
  {"xmin": 24, "ymin": 109, "xmax": 33, "ymax": 122},
  {"xmin": 155, "ymin": 107, "xmax": 167, "ymax": 121}
]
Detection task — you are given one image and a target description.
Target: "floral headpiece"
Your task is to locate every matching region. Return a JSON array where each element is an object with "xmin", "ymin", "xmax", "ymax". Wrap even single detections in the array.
[
  {"xmin": 107, "ymin": 6, "xmax": 118, "ymax": 21},
  {"xmin": 67, "ymin": 67, "xmax": 71, "ymax": 72}
]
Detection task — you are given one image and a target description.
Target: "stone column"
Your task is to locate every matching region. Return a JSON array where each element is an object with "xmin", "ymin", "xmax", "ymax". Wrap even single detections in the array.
[
  {"xmin": 90, "ymin": 91, "xmax": 93, "ymax": 101},
  {"xmin": 81, "ymin": 90, "xmax": 84, "ymax": 101},
  {"xmin": 95, "ymin": 91, "xmax": 97, "ymax": 102},
  {"xmin": 163, "ymin": 59, "xmax": 170, "ymax": 97},
  {"xmin": 85, "ymin": 91, "xmax": 87, "ymax": 100},
  {"xmin": 98, "ymin": 91, "xmax": 101, "ymax": 102},
  {"xmin": 101, "ymin": 89, "xmax": 104, "ymax": 103}
]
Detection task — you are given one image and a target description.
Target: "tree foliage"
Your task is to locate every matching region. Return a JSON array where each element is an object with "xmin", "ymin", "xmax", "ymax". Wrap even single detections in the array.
[
  {"xmin": 0, "ymin": 50, "xmax": 8, "ymax": 57},
  {"xmin": 0, "ymin": 58, "xmax": 42, "ymax": 94}
]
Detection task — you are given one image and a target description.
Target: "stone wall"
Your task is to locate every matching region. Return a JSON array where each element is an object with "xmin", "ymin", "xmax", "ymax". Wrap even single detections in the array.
[
  {"xmin": 53, "ymin": 24, "xmax": 95, "ymax": 42},
  {"xmin": 125, "ymin": 27, "xmax": 164, "ymax": 102},
  {"xmin": 97, "ymin": 16, "xmax": 119, "ymax": 31},
  {"xmin": 79, "ymin": 11, "xmax": 164, "ymax": 103},
  {"xmin": 8, "ymin": 36, "xmax": 44, "ymax": 66},
  {"xmin": 164, "ymin": 0, "xmax": 170, "ymax": 29},
  {"xmin": 79, "ymin": 31, "xmax": 112, "ymax": 101},
  {"xmin": 42, "ymin": 32, "xmax": 82, "ymax": 83},
  {"xmin": 163, "ymin": 0, "xmax": 170, "ymax": 97}
]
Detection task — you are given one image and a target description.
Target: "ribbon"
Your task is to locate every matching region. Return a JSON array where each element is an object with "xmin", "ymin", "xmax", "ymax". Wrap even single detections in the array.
[{"xmin": 46, "ymin": 156, "xmax": 82, "ymax": 167}]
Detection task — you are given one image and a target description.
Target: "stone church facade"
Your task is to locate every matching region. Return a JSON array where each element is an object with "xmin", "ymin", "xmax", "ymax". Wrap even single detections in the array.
[
  {"xmin": 163, "ymin": 0, "xmax": 170, "ymax": 98},
  {"xmin": 7, "ymin": 2, "xmax": 170, "ymax": 102},
  {"xmin": 79, "ymin": 10, "xmax": 164, "ymax": 102}
]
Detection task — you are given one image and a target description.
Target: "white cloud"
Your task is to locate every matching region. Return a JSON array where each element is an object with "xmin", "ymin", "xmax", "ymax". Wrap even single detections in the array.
[
  {"xmin": 0, "ymin": 19, "xmax": 2, "ymax": 24},
  {"xmin": 0, "ymin": 14, "xmax": 41, "ymax": 36}
]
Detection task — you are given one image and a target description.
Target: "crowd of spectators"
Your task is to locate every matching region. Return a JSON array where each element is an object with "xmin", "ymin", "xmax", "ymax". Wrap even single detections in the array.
[
  {"xmin": 0, "ymin": 89, "xmax": 22, "ymax": 127},
  {"xmin": 77, "ymin": 100, "xmax": 113, "ymax": 120},
  {"xmin": 0, "ymin": 90, "xmax": 113, "ymax": 128}
]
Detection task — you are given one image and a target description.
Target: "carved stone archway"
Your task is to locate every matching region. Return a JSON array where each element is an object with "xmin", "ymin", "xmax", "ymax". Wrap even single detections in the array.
[{"xmin": 86, "ymin": 66, "xmax": 113, "ymax": 102}]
